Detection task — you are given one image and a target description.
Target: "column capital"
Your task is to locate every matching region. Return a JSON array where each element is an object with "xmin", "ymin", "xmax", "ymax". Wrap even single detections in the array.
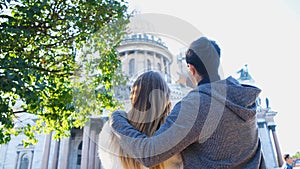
[
  {"xmin": 268, "ymin": 124, "xmax": 276, "ymax": 132},
  {"xmin": 257, "ymin": 121, "xmax": 266, "ymax": 128}
]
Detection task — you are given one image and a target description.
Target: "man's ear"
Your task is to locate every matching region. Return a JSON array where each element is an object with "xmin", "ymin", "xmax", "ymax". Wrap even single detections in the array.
[{"xmin": 189, "ymin": 64, "xmax": 196, "ymax": 75}]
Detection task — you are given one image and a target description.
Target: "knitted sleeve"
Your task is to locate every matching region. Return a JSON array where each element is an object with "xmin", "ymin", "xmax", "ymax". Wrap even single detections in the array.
[{"xmin": 110, "ymin": 90, "xmax": 204, "ymax": 167}]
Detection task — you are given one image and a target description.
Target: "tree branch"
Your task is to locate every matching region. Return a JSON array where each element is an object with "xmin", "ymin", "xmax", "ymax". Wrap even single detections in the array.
[{"xmin": 13, "ymin": 110, "xmax": 27, "ymax": 114}]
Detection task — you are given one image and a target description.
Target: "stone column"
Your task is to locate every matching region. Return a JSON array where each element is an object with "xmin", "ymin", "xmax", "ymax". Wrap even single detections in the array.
[
  {"xmin": 94, "ymin": 151, "xmax": 100, "ymax": 169},
  {"xmin": 94, "ymin": 118, "xmax": 103, "ymax": 169},
  {"xmin": 160, "ymin": 56, "xmax": 164, "ymax": 72},
  {"xmin": 160, "ymin": 56, "xmax": 165, "ymax": 80},
  {"xmin": 52, "ymin": 139, "xmax": 61, "ymax": 169},
  {"xmin": 257, "ymin": 120, "xmax": 276, "ymax": 169},
  {"xmin": 41, "ymin": 133, "xmax": 52, "ymax": 169},
  {"xmin": 167, "ymin": 62, "xmax": 171, "ymax": 83},
  {"xmin": 269, "ymin": 125, "xmax": 284, "ymax": 167},
  {"xmin": 124, "ymin": 52, "xmax": 128, "ymax": 74},
  {"xmin": 153, "ymin": 53, "xmax": 156, "ymax": 71},
  {"xmin": 144, "ymin": 51, "xmax": 147, "ymax": 72},
  {"xmin": 80, "ymin": 125, "xmax": 90, "ymax": 169},
  {"xmin": 14, "ymin": 151, "xmax": 20, "ymax": 169},
  {"xmin": 59, "ymin": 137, "xmax": 70, "ymax": 169},
  {"xmin": 1, "ymin": 144, "xmax": 9, "ymax": 169},
  {"xmin": 88, "ymin": 129, "xmax": 96, "ymax": 169},
  {"xmin": 134, "ymin": 50, "xmax": 138, "ymax": 76},
  {"xmin": 29, "ymin": 150, "xmax": 34, "ymax": 169}
]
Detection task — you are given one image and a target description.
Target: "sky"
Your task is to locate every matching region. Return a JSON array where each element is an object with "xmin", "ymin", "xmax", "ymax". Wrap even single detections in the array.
[{"xmin": 124, "ymin": 0, "xmax": 300, "ymax": 156}]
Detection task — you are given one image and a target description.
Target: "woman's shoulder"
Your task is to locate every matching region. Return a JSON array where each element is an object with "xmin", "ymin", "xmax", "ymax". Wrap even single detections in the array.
[
  {"xmin": 98, "ymin": 121, "xmax": 124, "ymax": 169},
  {"xmin": 98, "ymin": 121, "xmax": 112, "ymax": 141}
]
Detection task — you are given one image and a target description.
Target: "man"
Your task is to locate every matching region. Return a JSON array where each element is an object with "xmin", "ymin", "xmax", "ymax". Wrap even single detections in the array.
[
  {"xmin": 110, "ymin": 37, "xmax": 266, "ymax": 168},
  {"xmin": 282, "ymin": 154, "xmax": 293, "ymax": 169}
]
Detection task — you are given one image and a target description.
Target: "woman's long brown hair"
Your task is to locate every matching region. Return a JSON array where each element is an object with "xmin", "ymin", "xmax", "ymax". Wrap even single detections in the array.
[{"xmin": 115, "ymin": 71, "xmax": 171, "ymax": 169}]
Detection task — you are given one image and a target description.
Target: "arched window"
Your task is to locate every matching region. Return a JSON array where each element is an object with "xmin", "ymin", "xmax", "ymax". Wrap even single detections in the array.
[
  {"xmin": 147, "ymin": 59, "xmax": 151, "ymax": 71},
  {"xmin": 19, "ymin": 154, "xmax": 29, "ymax": 169},
  {"xmin": 129, "ymin": 58, "xmax": 135, "ymax": 76},
  {"xmin": 157, "ymin": 63, "xmax": 161, "ymax": 72},
  {"xmin": 76, "ymin": 141, "xmax": 83, "ymax": 167}
]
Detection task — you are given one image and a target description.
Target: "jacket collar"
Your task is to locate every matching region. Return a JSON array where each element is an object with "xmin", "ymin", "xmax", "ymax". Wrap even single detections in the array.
[{"xmin": 197, "ymin": 76, "xmax": 210, "ymax": 86}]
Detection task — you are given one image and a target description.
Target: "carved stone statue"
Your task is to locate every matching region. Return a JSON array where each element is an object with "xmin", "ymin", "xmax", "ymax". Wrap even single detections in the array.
[{"xmin": 237, "ymin": 64, "xmax": 254, "ymax": 81}]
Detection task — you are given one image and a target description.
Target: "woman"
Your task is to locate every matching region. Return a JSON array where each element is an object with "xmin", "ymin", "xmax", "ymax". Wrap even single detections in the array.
[{"xmin": 98, "ymin": 71, "xmax": 183, "ymax": 169}]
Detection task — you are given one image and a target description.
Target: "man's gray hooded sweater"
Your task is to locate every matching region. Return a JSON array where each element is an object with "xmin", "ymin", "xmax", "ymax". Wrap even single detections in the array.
[{"xmin": 110, "ymin": 76, "xmax": 266, "ymax": 169}]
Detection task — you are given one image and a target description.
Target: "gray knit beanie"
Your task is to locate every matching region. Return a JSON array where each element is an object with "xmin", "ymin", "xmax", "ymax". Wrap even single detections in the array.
[{"xmin": 188, "ymin": 37, "xmax": 220, "ymax": 82}]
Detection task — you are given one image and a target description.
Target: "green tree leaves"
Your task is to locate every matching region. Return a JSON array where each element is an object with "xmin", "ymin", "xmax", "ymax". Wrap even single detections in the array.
[
  {"xmin": 0, "ymin": 0, "xmax": 129, "ymax": 145},
  {"xmin": 293, "ymin": 152, "xmax": 300, "ymax": 158}
]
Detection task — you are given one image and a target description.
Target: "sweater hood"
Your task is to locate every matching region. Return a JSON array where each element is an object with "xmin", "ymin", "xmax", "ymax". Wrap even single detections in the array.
[{"xmin": 198, "ymin": 76, "xmax": 261, "ymax": 121}]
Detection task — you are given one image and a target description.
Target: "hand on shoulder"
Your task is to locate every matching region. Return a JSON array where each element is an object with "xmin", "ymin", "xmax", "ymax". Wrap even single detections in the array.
[{"xmin": 109, "ymin": 110, "xmax": 128, "ymax": 127}]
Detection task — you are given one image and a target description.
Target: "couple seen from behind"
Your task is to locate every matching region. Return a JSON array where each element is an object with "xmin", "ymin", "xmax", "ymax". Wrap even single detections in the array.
[{"xmin": 98, "ymin": 37, "xmax": 266, "ymax": 169}]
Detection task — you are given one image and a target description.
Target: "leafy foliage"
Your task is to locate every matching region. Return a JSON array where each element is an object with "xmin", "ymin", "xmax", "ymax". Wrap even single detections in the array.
[
  {"xmin": 0, "ymin": 0, "xmax": 129, "ymax": 145},
  {"xmin": 292, "ymin": 152, "xmax": 300, "ymax": 159}
]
